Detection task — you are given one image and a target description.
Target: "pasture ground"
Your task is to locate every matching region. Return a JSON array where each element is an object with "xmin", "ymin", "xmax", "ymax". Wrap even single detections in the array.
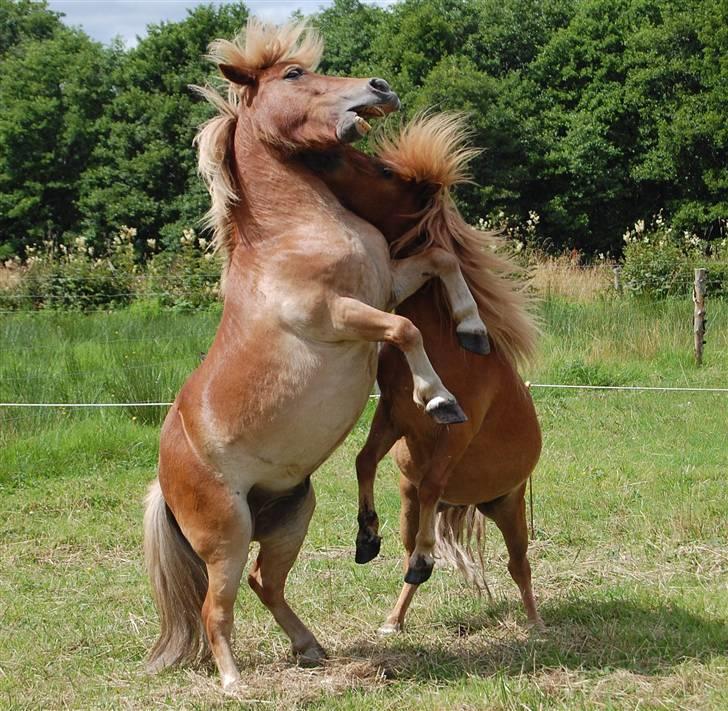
[{"xmin": 1, "ymin": 297, "xmax": 727, "ymax": 709}]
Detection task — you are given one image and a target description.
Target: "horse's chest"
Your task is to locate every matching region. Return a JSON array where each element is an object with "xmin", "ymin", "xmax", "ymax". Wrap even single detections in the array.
[{"xmin": 334, "ymin": 227, "xmax": 392, "ymax": 303}]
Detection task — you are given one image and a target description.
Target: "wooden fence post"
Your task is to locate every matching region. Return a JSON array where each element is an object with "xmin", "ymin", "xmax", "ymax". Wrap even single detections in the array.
[
  {"xmin": 613, "ymin": 265, "xmax": 623, "ymax": 294},
  {"xmin": 693, "ymin": 268, "xmax": 707, "ymax": 366}
]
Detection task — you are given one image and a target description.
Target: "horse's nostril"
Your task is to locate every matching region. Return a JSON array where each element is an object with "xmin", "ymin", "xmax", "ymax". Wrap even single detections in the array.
[{"xmin": 369, "ymin": 78, "xmax": 391, "ymax": 94}]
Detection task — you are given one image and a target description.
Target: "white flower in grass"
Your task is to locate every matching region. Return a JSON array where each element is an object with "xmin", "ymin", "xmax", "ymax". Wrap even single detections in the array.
[
  {"xmin": 146, "ymin": 238, "xmax": 157, "ymax": 249},
  {"xmin": 635, "ymin": 219, "xmax": 645, "ymax": 234},
  {"xmin": 198, "ymin": 237, "xmax": 208, "ymax": 250}
]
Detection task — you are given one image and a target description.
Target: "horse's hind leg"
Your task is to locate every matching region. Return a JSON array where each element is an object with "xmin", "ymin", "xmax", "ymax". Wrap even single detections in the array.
[
  {"xmin": 479, "ymin": 483, "xmax": 543, "ymax": 629},
  {"xmin": 355, "ymin": 400, "xmax": 401, "ymax": 564},
  {"xmin": 248, "ymin": 480, "xmax": 325, "ymax": 664},
  {"xmin": 379, "ymin": 475, "xmax": 420, "ymax": 635},
  {"xmin": 197, "ymin": 498, "xmax": 252, "ymax": 689}
]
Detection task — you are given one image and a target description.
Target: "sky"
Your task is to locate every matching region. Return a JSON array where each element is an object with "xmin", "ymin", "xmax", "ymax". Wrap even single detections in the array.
[{"xmin": 48, "ymin": 1, "xmax": 394, "ymax": 47}]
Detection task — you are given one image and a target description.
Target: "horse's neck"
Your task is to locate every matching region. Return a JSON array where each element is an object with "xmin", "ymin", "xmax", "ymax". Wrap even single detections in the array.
[{"xmin": 232, "ymin": 130, "xmax": 337, "ymax": 240}]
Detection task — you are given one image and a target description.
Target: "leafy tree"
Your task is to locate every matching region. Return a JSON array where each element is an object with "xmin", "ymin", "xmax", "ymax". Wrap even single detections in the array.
[
  {"xmin": 0, "ymin": 0, "xmax": 61, "ymax": 56},
  {"xmin": 0, "ymin": 26, "xmax": 112, "ymax": 253},
  {"xmin": 626, "ymin": 0, "xmax": 728, "ymax": 239},
  {"xmin": 315, "ymin": 0, "xmax": 385, "ymax": 76},
  {"xmin": 78, "ymin": 3, "xmax": 250, "ymax": 250}
]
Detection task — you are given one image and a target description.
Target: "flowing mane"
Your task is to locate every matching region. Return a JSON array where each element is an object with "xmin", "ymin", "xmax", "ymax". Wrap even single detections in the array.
[
  {"xmin": 374, "ymin": 113, "xmax": 539, "ymax": 365},
  {"xmin": 192, "ymin": 19, "xmax": 324, "ymax": 260}
]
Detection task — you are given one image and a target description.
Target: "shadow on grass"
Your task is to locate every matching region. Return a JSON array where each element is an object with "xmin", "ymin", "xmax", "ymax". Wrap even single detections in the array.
[{"xmin": 340, "ymin": 597, "xmax": 728, "ymax": 681}]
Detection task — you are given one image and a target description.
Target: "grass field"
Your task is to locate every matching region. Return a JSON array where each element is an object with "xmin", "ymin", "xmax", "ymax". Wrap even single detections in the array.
[{"xmin": 1, "ymin": 297, "xmax": 727, "ymax": 709}]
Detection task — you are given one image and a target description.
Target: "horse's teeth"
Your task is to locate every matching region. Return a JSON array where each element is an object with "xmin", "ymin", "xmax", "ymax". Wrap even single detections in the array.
[{"xmin": 354, "ymin": 116, "xmax": 371, "ymax": 135}]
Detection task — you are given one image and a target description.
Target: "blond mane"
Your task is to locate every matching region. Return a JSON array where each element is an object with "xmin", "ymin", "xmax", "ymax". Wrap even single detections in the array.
[
  {"xmin": 193, "ymin": 19, "xmax": 324, "ymax": 260},
  {"xmin": 376, "ymin": 113, "xmax": 539, "ymax": 365}
]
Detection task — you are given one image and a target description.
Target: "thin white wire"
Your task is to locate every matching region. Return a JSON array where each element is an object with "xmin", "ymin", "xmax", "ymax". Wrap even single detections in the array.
[
  {"xmin": 2, "ymin": 384, "xmax": 728, "ymax": 408},
  {"xmin": 526, "ymin": 383, "xmax": 728, "ymax": 393}
]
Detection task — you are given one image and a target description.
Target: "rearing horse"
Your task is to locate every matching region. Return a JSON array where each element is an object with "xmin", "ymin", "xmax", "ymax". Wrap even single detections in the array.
[
  {"xmin": 143, "ymin": 21, "xmax": 488, "ymax": 689},
  {"xmin": 304, "ymin": 114, "xmax": 543, "ymax": 633}
]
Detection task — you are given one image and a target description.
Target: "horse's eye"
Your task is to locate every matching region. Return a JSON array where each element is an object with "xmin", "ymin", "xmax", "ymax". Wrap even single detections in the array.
[
  {"xmin": 284, "ymin": 67, "xmax": 304, "ymax": 80},
  {"xmin": 381, "ymin": 167, "xmax": 394, "ymax": 178}
]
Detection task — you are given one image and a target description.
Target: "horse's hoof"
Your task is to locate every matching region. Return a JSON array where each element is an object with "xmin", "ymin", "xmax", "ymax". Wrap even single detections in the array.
[
  {"xmin": 527, "ymin": 617, "xmax": 546, "ymax": 634},
  {"xmin": 404, "ymin": 562, "xmax": 434, "ymax": 585},
  {"xmin": 221, "ymin": 673, "xmax": 242, "ymax": 691},
  {"xmin": 425, "ymin": 397, "xmax": 468, "ymax": 425},
  {"xmin": 296, "ymin": 642, "xmax": 327, "ymax": 667},
  {"xmin": 377, "ymin": 622, "xmax": 401, "ymax": 636},
  {"xmin": 355, "ymin": 533, "xmax": 381, "ymax": 564},
  {"xmin": 457, "ymin": 329, "xmax": 490, "ymax": 355}
]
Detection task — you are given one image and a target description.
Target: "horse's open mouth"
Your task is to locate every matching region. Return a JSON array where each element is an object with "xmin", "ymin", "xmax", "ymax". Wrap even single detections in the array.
[{"xmin": 338, "ymin": 102, "xmax": 396, "ymax": 142}]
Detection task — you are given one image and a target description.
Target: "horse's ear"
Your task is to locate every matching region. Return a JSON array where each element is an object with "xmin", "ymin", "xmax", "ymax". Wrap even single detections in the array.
[{"xmin": 219, "ymin": 63, "xmax": 256, "ymax": 87}]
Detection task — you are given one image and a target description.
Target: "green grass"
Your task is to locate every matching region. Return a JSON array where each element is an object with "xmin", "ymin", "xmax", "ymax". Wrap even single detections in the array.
[{"xmin": 1, "ymin": 297, "xmax": 727, "ymax": 709}]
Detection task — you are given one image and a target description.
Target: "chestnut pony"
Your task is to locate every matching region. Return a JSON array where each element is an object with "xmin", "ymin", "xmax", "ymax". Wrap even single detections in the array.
[
  {"xmin": 143, "ymin": 22, "xmax": 489, "ymax": 689},
  {"xmin": 304, "ymin": 114, "xmax": 544, "ymax": 634}
]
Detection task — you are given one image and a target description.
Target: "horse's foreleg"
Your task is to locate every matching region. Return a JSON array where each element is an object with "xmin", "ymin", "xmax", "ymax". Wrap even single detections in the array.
[
  {"xmin": 379, "ymin": 475, "xmax": 420, "ymax": 635},
  {"xmin": 354, "ymin": 400, "xmax": 401, "ymax": 564},
  {"xmin": 248, "ymin": 481, "xmax": 326, "ymax": 663},
  {"xmin": 391, "ymin": 248, "xmax": 489, "ymax": 355},
  {"xmin": 404, "ymin": 429, "xmax": 470, "ymax": 585},
  {"xmin": 329, "ymin": 296, "xmax": 466, "ymax": 424}
]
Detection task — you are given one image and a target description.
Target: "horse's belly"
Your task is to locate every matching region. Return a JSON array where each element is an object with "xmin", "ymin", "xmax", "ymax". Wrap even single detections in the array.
[{"xmin": 210, "ymin": 339, "xmax": 377, "ymax": 492}]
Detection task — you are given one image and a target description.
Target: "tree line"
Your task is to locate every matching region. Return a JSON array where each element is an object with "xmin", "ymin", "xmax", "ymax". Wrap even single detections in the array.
[{"xmin": 1, "ymin": 0, "xmax": 726, "ymax": 260}]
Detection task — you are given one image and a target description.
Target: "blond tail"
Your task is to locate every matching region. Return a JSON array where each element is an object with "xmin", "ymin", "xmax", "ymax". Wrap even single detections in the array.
[
  {"xmin": 435, "ymin": 505, "xmax": 492, "ymax": 599},
  {"xmin": 143, "ymin": 479, "xmax": 209, "ymax": 672}
]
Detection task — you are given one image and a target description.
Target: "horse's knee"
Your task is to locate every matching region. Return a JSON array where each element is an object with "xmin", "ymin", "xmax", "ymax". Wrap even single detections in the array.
[
  {"xmin": 428, "ymin": 248, "xmax": 458, "ymax": 275},
  {"xmin": 390, "ymin": 317, "xmax": 422, "ymax": 353}
]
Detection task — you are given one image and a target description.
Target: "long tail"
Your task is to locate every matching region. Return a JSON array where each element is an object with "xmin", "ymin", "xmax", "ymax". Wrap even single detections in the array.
[
  {"xmin": 374, "ymin": 112, "xmax": 540, "ymax": 367},
  {"xmin": 435, "ymin": 505, "xmax": 492, "ymax": 598},
  {"xmin": 143, "ymin": 479, "xmax": 209, "ymax": 672}
]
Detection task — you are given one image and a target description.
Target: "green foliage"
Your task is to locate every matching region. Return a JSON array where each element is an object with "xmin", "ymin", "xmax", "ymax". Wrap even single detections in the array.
[
  {"xmin": 0, "ymin": 22, "xmax": 112, "ymax": 253},
  {"xmin": 315, "ymin": 0, "xmax": 385, "ymax": 76},
  {"xmin": 3, "ymin": 229, "xmax": 136, "ymax": 311},
  {"xmin": 621, "ymin": 214, "xmax": 728, "ymax": 297},
  {"xmin": 141, "ymin": 229, "xmax": 221, "ymax": 310},
  {"xmin": 0, "ymin": 0, "xmax": 61, "ymax": 56},
  {"xmin": 0, "ymin": 226, "xmax": 221, "ymax": 311},
  {"xmin": 78, "ymin": 3, "xmax": 250, "ymax": 250},
  {"xmin": 1, "ymin": 0, "xmax": 726, "ymax": 257}
]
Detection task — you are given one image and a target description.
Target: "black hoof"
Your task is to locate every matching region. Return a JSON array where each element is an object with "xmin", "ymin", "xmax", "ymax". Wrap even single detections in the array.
[
  {"xmin": 404, "ymin": 562, "xmax": 434, "ymax": 585},
  {"xmin": 457, "ymin": 330, "xmax": 490, "ymax": 355},
  {"xmin": 355, "ymin": 533, "xmax": 381, "ymax": 564},
  {"xmin": 425, "ymin": 399, "xmax": 468, "ymax": 425}
]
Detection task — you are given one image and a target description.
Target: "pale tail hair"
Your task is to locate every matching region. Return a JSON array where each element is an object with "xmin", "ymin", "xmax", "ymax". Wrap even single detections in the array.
[
  {"xmin": 374, "ymin": 113, "xmax": 539, "ymax": 366},
  {"xmin": 143, "ymin": 479, "xmax": 209, "ymax": 672},
  {"xmin": 435, "ymin": 505, "xmax": 492, "ymax": 598}
]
